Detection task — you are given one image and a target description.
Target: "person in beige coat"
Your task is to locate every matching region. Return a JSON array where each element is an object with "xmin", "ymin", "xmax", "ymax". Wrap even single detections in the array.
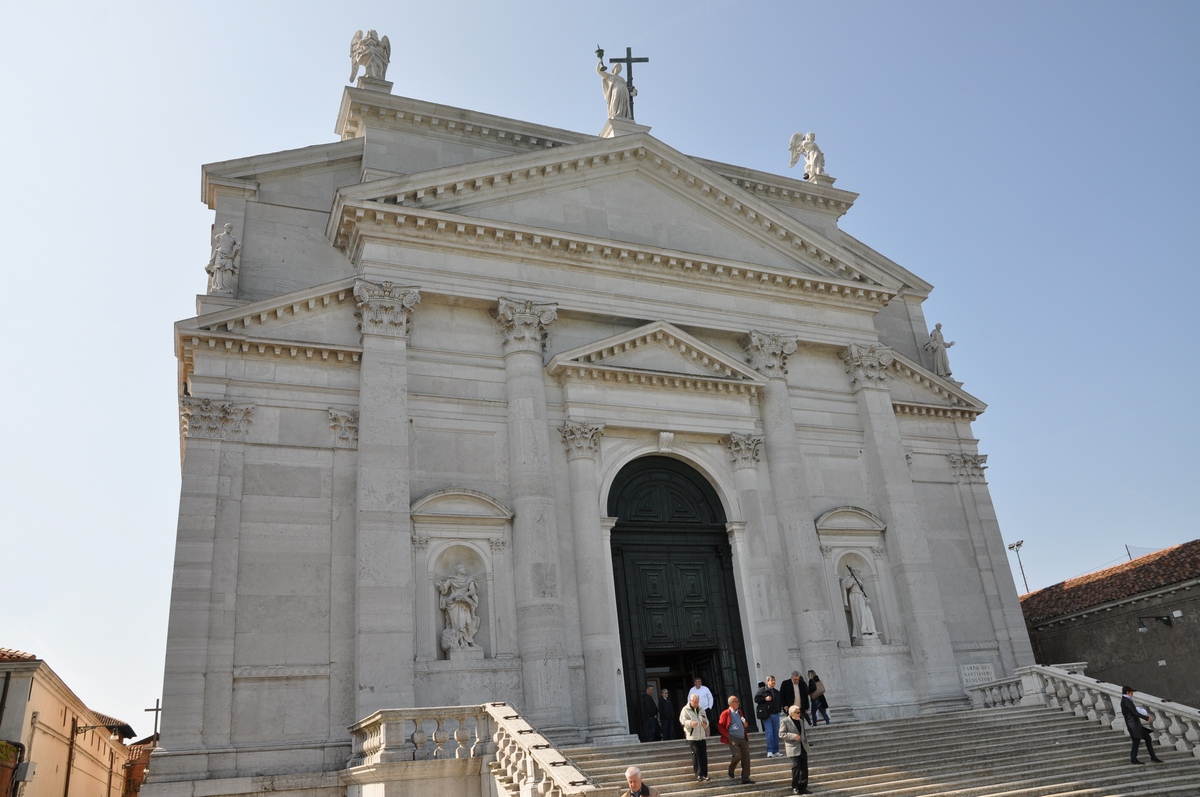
[
  {"xmin": 679, "ymin": 693, "xmax": 710, "ymax": 781},
  {"xmin": 619, "ymin": 766, "xmax": 661, "ymax": 797},
  {"xmin": 780, "ymin": 705, "xmax": 812, "ymax": 794}
]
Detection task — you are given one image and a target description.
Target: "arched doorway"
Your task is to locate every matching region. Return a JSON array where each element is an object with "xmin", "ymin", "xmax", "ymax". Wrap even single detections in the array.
[{"xmin": 607, "ymin": 456, "xmax": 753, "ymax": 736}]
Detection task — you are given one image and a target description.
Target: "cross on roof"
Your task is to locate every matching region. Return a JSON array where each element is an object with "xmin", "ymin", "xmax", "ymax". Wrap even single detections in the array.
[{"xmin": 608, "ymin": 46, "xmax": 649, "ymax": 121}]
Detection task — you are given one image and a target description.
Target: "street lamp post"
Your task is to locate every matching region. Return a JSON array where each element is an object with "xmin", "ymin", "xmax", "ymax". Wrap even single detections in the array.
[{"xmin": 1008, "ymin": 540, "xmax": 1030, "ymax": 594}]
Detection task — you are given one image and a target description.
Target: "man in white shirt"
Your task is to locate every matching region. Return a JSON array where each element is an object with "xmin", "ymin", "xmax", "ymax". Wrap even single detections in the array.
[{"xmin": 687, "ymin": 677, "xmax": 715, "ymax": 729}]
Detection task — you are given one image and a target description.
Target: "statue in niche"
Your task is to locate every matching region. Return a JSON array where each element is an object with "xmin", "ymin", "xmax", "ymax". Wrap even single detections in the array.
[
  {"xmin": 350, "ymin": 30, "xmax": 391, "ymax": 82},
  {"xmin": 205, "ymin": 223, "xmax": 241, "ymax": 295},
  {"xmin": 789, "ymin": 132, "xmax": 827, "ymax": 181},
  {"xmin": 840, "ymin": 566, "xmax": 878, "ymax": 641},
  {"xmin": 596, "ymin": 59, "xmax": 635, "ymax": 120},
  {"xmin": 924, "ymin": 322, "xmax": 956, "ymax": 378},
  {"xmin": 436, "ymin": 564, "xmax": 481, "ymax": 651}
]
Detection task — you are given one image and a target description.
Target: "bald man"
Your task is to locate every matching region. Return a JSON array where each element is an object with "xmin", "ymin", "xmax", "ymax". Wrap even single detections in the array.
[{"xmin": 621, "ymin": 766, "xmax": 661, "ymax": 797}]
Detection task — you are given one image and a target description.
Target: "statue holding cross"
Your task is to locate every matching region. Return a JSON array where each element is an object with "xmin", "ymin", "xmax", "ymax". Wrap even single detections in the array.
[{"xmin": 595, "ymin": 46, "xmax": 648, "ymax": 121}]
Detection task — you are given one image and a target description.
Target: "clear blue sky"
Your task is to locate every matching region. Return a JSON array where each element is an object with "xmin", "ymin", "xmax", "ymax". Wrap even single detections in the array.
[{"xmin": 1, "ymin": 0, "xmax": 1196, "ymax": 736}]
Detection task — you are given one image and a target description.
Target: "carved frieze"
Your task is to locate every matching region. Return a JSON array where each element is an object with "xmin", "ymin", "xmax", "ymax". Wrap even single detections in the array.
[
  {"xmin": 745, "ymin": 330, "xmax": 797, "ymax": 377},
  {"xmin": 354, "ymin": 279, "xmax": 421, "ymax": 337},
  {"xmin": 560, "ymin": 420, "xmax": 604, "ymax": 461},
  {"xmin": 495, "ymin": 297, "xmax": 557, "ymax": 354},
  {"xmin": 841, "ymin": 343, "xmax": 895, "ymax": 391},
  {"xmin": 948, "ymin": 453, "xmax": 988, "ymax": 484},
  {"xmin": 329, "ymin": 409, "xmax": 359, "ymax": 448},
  {"xmin": 871, "ymin": 546, "xmax": 886, "ymax": 558},
  {"xmin": 725, "ymin": 432, "xmax": 764, "ymax": 470},
  {"xmin": 819, "ymin": 545, "xmax": 834, "ymax": 558},
  {"xmin": 489, "ymin": 537, "xmax": 508, "ymax": 551},
  {"xmin": 180, "ymin": 398, "xmax": 255, "ymax": 442},
  {"xmin": 411, "ymin": 534, "xmax": 431, "ymax": 550}
]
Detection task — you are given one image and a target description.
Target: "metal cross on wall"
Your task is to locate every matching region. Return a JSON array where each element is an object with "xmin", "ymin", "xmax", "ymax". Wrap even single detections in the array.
[{"xmin": 608, "ymin": 46, "xmax": 649, "ymax": 121}]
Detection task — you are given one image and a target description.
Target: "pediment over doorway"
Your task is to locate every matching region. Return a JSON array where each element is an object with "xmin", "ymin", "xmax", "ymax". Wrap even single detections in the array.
[
  {"xmin": 815, "ymin": 505, "xmax": 886, "ymax": 534},
  {"xmin": 547, "ymin": 320, "xmax": 766, "ymax": 397}
]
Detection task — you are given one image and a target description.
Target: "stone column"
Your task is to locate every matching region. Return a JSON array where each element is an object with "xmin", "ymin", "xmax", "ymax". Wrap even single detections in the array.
[
  {"xmin": 725, "ymin": 433, "xmax": 795, "ymax": 679},
  {"xmin": 353, "ymin": 279, "xmax": 420, "ymax": 719},
  {"xmin": 745, "ymin": 331, "xmax": 840, "ymax": 678},
  {"xmin": 560, "ymin": 421, "xmax": 629, "ymax": 742},
  {"xmin": 496, "ymin": 297, "xmax": 574, "ymax": 734},
  {"xmin": 841, "ymin": 343, "xmax": 964, "ymax": 710}
]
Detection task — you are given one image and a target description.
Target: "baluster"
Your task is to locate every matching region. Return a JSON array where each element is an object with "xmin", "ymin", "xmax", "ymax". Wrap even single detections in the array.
[
  {"xmin": 1165, "ymin": 712, "xmax": 1186, "ymax": 752},
  {"xmin": 1181, "ymin": 716, "xmax": 1200, "ymax": 756},
  {"xmin": 1067, "ymin": 683, "xmax": 1085, "ymax": 717},
  {"xmin": 1003, "ymin": 682, "xmax": 1018, "ymax": 706},
  {"xmin": 1152, "ymin": 711, "xmax": 1174, "ymax": 750},
  {"xmin": 1051, "ymin": 679, "xmax": 1068, "ymax": 710},
  {"xmin": 1095, "ymin": 692, "xmax": 1114, "ymax": 727},
  {"xmin": 433, "ymin": 717, "xmax": 450, "ymax": 759},
  {"xmin": 411, "ymin": 719, "xmax": 429, "ymax": 760}
]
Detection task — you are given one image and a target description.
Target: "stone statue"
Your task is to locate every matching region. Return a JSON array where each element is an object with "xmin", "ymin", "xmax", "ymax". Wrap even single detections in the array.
[
  {"xmin": 924, "ymin": 323, "xmax": 956, "ymax": 378},
  {"xmin": 205, "ymin": 223, "xmax": 241, "ymax": 295},
  {"xmin": 841, "ymin": 567, "xmax": 877, "ymax": 640},
  {"xmin": 788, "ymin": 132, "xmax": 827, "ymax": 181},
  {"xmin": 436, "ymin": 564, "xmax": 481, "ymax": 651},
  {"xmin": 350, "ymin": 29, "xmax": 391, "ymax": 82},
  {"xmin": 597, "ymin": 60, "xmax": 635, "ymax": 120}
]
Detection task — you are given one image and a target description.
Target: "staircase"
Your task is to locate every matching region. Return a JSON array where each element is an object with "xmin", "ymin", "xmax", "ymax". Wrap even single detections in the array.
[{"xmin": 562, "ymin": 706, "xmax": 1200, "ymax": 797}]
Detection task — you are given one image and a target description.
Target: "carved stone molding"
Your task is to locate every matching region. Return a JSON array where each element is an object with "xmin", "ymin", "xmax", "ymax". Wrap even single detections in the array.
[
  {"xmin": 658, "ymin": 431, "xmax": 674, "ymax": 453},
  {"xmin": 180, "ymin": 398, "xmax": 255, "ymax": 442},
  {"xmin": 560, "ymin": 420, "xmax": 604, "ymax": 461},
  {"xmin": 411, "ymin": 534, "xmax": 430, "ymax": 550},
  {"xmin": 841, "ymin": 343, "xmax": 895, "ymax": 391},
  {"xmin": 819, "ymin": 545, "xmax": 834, "ymax": 558},
  {"xmin": 725, "ymin": 432, "xmax": 764, "ymax": 470},
  {"xmin": 489, "ymin": 537, "xmax": 508, "ymax": 552},
  {"xmin": 495, "ymin": 297, "xmax": 557, "ymax": 354},
  {"xmin": 354, "ymin": 279, "xmax": 421, "ymax": 337},
  {"xmin": 871, "ymin": 546, "xmax": 886, "ymax": 558},
  {"xmin": 329, "ymin": 409, "xmax": 359, "ymax": 448},
  {"xmin": 948, "ymin": 453, "xmax": 988, "ymax": 483},
  {"xmin": 745, "ymin": 330, "xmax": 797, "ymax": 378}
]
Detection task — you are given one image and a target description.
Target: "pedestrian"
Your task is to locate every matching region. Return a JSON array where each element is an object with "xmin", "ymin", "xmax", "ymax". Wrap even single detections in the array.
[
  {"xmin": 755, "ymin": 676, "xmax": 783, "ymax": 757},
  {"xmin": 780, "ymin": 670, "xmax": 811, "ymax": 725},
  {"xmin": 687, "ymin": 677, "xmax": 716, "ymax": 732},
  {"xmin": 780, "ymin": 704, "xmax": 812, "ymax": 794},
  {"xmin": 1120, "ymin": 686, "xmax": 1164, "ymax": 765},
  {"xmin": 718, "ymin": 695, "xmax": 755, "ymax": 785},
  {"xmin": 807, "ymin": 671, "xmax": 830, "ymax": 725},
  {"xmin": 679, "ymin": 693, "xmax": 710, "ymax": 782},
  {"xmin": 639, "ymin": 685, "xmax": 659, "ymax": 743},
  {"xmin": 657, "ymin": 689, "xmax": 676, "ymax": 741},
  {"xmin": 620, "ymin": 766, "xmax": 661, "ymax": 797}
]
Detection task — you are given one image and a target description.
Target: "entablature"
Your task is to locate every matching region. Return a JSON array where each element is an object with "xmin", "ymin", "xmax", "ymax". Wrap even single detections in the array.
[{"xmin": 693, "ymin": 157, "xmax": 859, "ymax": 219}]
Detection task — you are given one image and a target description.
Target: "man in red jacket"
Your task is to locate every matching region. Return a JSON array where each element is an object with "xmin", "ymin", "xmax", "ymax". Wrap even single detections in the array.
[{"xmin": 718, "ymin": 695, "xmax": 755, "ymax": 784}]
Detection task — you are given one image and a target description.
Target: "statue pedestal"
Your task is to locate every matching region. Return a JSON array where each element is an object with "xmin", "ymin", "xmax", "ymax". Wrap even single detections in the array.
[
  {"xmin": 807, "ymin": 173, "xmax": 837, "ymax": 187},
  {"xmin": 600, "ymin": 117, "xmax": 652, "ymax": 138},
  {"xmin": 859, "ymin": 635, "xmax": 883, "ymax": 648},
  {"xmin": 447, "ymin": 648, "xmax": 484, "ymax": 661},
  {"xmin": 357, "ymin": 76, "xmax": 394, "ymax": 94}
]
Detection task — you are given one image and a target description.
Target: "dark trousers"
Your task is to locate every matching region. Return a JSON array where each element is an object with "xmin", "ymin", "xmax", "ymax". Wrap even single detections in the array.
[
  {"xmin": 791, "ymin": 749, "xmax": 809, "ymax": 791},
  {"xmin": 1128, "ymin": 722, "xmax": 1158, "ymax": 762},
  {"xmin": 640, "ymin": 717, "xmax": 657, "ymax": 742},
  {"xmin": 728, "ymin": 736, "xmax": 752, "ymax": 781},
  {"xmin": 660, "ymin": 717, "xmax": 674, "ymax": 740},
  {"xmin": 688, "ymin": 739, "xmax": 708, "ymax": 778}
]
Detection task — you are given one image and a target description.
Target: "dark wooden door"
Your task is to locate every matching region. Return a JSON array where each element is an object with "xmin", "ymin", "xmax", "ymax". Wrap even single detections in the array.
[{"xmin": 608, "ymin": 457, "xmax": 753, "ymax": 734}]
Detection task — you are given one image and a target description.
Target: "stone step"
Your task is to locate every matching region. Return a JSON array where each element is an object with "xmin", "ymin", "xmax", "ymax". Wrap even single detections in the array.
[{"xmin": 561, "ymin": 707, "xmax": 1200, "ymax": 797}]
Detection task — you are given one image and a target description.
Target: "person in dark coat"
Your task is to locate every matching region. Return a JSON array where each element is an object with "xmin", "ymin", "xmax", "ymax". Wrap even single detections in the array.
[
  {"xmin": 1120, "ymin": 686, "xmax": 1163, "ymax": 764},
  {"xmin": 657, "ymin": 689, "xmax": 676, "ymax": 740},
  {"xmin": 754, "ymin": 676, "xmax": 782, "ymax": 757},
  {"xmin": 779, "ymin": 671, "xmax": 811, "ymax": 725},
  {"xmin": 807, "ymin": 670, "xmax": 830, "ymax": 725},
  {"xmin": 639, "ymin": 685, "xmax": 660, "ymax": 742}
]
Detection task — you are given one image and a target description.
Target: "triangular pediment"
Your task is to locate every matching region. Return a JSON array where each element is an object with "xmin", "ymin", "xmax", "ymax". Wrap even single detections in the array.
[
  {"xmin": 547, "ymin": 321, "xmax": 766, "ymax": 397},
  {"xmin": 887, "ymin": 351, "xmax": 987, "ymax": 420},
  {"xmin": 331, "ymin": 134, "xmax": 902, "ymax": 290}
]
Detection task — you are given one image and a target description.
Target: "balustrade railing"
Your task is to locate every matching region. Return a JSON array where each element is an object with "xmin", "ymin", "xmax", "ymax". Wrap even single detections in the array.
[
  {"xmin": 968, "ymin": 665, "xmax": 1200, "ymax": 759},
  {"xmin": 346, "ymin": 702, "xmax": 596, "ymax": 797}
]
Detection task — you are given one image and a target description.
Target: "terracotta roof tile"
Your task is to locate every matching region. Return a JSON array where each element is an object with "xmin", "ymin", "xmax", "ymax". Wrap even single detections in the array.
[
  {"xmin": 1020, "ymin": 539, "xmax": 1200, "ymax": 625},
  {"xmin": 0, "ymin": 648, "xmax": 38, "ymax": 662}
]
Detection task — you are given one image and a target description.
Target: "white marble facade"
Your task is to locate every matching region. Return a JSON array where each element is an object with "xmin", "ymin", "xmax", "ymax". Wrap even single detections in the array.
[{"xmin": 149, "ymin": 74, "xmax": 1033, "ymax": 791}]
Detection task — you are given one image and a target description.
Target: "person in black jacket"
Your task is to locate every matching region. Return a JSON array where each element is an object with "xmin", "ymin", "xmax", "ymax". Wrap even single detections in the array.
[
  {"xmin": 807, "ymin": 670, "xmax": 830, "ymax": 725},
  {"xmin": 657, "ymin": 689, "xmax": 676, "ymax": 741},
  {"xmin": 639, "ymin": 685, "xmax": 660, "ymax": 742},
  {"xmin": 779, "ymin": 671, "xmax": 811, "ymax": 725},
  {"xmin": 754, "ymin": 676, "xmax": 782, "ymax": 757},
  {"xmin": 1120, "ymin": 686, "xmax": 1163, "ymax": 764}
]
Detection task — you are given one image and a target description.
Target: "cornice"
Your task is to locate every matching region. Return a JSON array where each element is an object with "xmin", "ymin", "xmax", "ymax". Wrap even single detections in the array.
[
  {"xmin": 188, "ymin": 278, "xmax": 358, "ymax": 336},
  {"xmin": 328, "ymin": 134, "xmax": 896, "ymax": 289},
  {"xmin": 333, "ymin": 205, "xmax": 895, "ymax": 313},
  {"xmin": 177, "ymin": 330, "xmax": 361, "ymax": 388},
  {"xmin": 202, "ymin": 139, "xmax": 364, "ymax": 206},
  {"xmin": 887, "ymin": 350, "xmax": 987, "ymax": 412},
  {"xmin": 551, "ymin": 363, "xmax": 760, "ymax": 398},
  {"xmin": 693, "ymin": 157, "xmax": 859, "ymax": 219},
  {"xmin": 335, "ymin": 88, "xmax": 594, "ymax": 150},
  {"xmin": 892, "ymin": 401, "xmax": 981, "ymax": 422}
]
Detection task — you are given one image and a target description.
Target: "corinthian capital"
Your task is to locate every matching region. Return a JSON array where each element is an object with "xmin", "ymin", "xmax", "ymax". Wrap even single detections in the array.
[
  {"xmin": 495, "ymin": 297, "xmax": 557, "ymax": 354},
  {"xmin": 725, "ymin": 432, "xmax": 764, "ymax": 470},
  {"xmin": 745, "ymin": 331, "xmax": 797, "ymax": 378},
  {"xmin": 354, "ymin": 279, "xmax": 421, "ymax": 337},
  {"xmin": 560, "ymin": 420, "xmax": 604, "ymax": 461},
  {"xmin": 948, "ymin": 452, "xmax": 988, "ymax": 483},
  {"xmin": 841, "ymin": 343, "xmax": 895, "ymax": 391},
  {"xmin": 180, "ymin": 397, "xmax": 255, "ymax": 441}
]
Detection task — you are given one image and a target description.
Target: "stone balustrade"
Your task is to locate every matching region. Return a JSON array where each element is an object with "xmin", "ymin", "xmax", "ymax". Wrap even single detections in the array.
[
  {"xmin": 969, "ymin": 665, "xmax": 1200, "ymax": 759},
  {"xmin": 484, "ymin": 702, "xmax": 596, "ymax": 797}
]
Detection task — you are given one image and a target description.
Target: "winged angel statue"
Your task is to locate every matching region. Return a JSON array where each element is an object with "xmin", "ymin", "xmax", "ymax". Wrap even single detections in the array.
[
  {"xmin": 350, "ymin": 30, "xmax": 391, "ymax": 82},
  {"xmin": 788, "ymin": 131, "xmax": 827, "ymax": 180}
]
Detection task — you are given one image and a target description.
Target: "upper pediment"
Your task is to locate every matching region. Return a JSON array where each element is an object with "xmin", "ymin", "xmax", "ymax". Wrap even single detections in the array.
[
  {"xmin": 547, "ymin": 321, "xmax": 766, "ymax": 397},
  {"xmin": 330, "ymin": 134, "xmax": 901, "ymax": 290},
  {"xmin": 887, "ymin": 350, "xmax": 987, "ymax": 421}
]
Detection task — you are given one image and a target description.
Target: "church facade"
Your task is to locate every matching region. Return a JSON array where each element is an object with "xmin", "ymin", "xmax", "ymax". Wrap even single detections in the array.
[{"xmin": 151, "ymin": 63, "xmax": 1033, "ymax": 787}]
